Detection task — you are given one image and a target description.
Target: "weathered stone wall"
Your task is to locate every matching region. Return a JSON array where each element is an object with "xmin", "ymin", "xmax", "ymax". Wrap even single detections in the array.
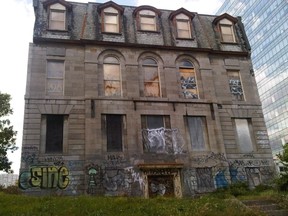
[
  {"xmin": 20, "ymin": 1, "xmax": 273, "ymax": 197},
  {"xmin": 19, "ymin": 42, "xmax": 274, "ymax": 196}
]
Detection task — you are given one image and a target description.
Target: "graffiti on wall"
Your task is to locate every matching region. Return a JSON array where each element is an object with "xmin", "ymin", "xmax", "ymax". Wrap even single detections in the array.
[
  {"xmin": 191, "ymin": 152, "xmax": 227, "ymax": 165},
  {"xmin": 21, "ymin": 146, "xmax": 39, "ymax": 165},
  {"xmin": 142, "ymin": 127, "xmax": 184, "ymax": 154},
  {"xmin": 86, "ymin": 161, "xmax": 143, "ymax": 196},
  {"xmin": 19, "ymin": 166, "xmax": 69, "ymax": 190}
]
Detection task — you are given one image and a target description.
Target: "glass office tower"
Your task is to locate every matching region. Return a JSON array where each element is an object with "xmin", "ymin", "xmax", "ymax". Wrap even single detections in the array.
[{"xmin": 217, "ymin": 0, "xmax": 288, "ymax": 155}]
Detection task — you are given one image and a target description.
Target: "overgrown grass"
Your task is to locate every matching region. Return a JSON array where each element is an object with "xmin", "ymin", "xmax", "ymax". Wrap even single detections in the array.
[
  {"xmin": 0, "ymin": 184, "xmax": 287, "ymax": 216},
  {"xmin": 0, "ymin": 192, "xmax": 264, "ymax": 216}
]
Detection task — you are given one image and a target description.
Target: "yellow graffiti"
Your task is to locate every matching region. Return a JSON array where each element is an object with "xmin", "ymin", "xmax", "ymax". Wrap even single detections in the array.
[{"xmin": 29, "ymin": 166, "xmax": 69, "ymax": 189}]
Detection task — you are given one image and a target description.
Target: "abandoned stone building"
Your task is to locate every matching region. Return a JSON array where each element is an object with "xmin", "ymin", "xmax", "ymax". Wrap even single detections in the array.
[{"xmin": 19, "ymin": 0, "xmax": 275, "ymax": 197}]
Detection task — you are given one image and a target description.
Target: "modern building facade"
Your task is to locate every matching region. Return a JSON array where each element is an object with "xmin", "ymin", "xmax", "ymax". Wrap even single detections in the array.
[
  {"xmin": 19, "ymin": 0, "xmax": 274, "ymax": 197},
  {"xmin": 217, "ymin": 0, "xmax": 288, "ymax": 155}
]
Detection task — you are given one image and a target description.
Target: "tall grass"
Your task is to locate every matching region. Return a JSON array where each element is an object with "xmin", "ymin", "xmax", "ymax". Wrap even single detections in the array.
[{"xmin": 0, "ymin": 192, "xmax": 264, "ymax": 216}]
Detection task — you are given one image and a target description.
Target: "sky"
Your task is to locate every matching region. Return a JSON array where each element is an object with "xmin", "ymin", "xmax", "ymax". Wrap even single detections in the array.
[{"xmin": 0, "ymin": 0, "xmax": 224, "ymax": 175}]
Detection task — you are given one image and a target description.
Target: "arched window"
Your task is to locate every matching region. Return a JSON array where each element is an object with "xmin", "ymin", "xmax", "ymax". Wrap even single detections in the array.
[
  {"xmin": 143, "ymin": 58, "xmax": 160, "ymax": 97},
  {"xmin": 103, "ymin": 56, "xmax": 121, "ymax": 96},
  {"xmin": 179, "ymin": 60, "xmax": 198, "ymax": 99}
]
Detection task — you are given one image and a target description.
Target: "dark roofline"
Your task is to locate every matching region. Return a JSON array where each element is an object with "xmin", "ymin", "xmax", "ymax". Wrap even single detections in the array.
[
  {"xmin": 132, "ymin": 5, "xmax": 162, "ymax": 17},
  {"xmin": 97, "ymin": 1, "xmax": 125, "ymax": 15},
  {"xmin": 212, "ymin": 13, "xmax": 238, "ymax": 24},
  {"xmin": 43, "ymin": 0, "xmax": 72, "ymax": 10},
  {"xmin": 168, "ymin": 8, "xmax": 195, "ymax": 20}
]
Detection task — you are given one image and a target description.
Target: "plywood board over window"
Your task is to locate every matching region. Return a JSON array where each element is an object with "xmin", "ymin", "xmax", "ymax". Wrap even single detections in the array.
[
  {"xmin": 46, "ymin": 60, "xmax": 64, "ymax": 95},
  {"xmin": 143, "ymin": 58, "xmax": 160, "ymax": 97},
  {"xmin": 186, "ymin": 116, "xmax": 208, "ymax": 151},
  {"xmin": 179, "ymin": 60, "xmax": 198, "ymax": 99},
  {"xmin": 234, "ymin": 118, "xmax": 254, "ymax": 153},
  {"xmin": 103, "ymin": 56, "xmax": 121, "ymax": 96}
]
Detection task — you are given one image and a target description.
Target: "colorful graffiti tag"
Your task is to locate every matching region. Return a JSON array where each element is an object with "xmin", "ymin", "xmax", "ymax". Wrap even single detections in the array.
[{"xmin": 19, "ymin": 166, "xmax": 69, "ymax": 190}]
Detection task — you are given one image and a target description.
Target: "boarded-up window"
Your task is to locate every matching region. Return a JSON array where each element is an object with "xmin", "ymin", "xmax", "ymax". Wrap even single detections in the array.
[
  {"xmin": 142, "ymin": 115, "xmax": 173, "ymax": 153},
  {"xmin": 186, "ymin": 116, "xmax": 208, "ymax": 151},
  {"xmin": 47, "ymin": 60, "xmax": 64, "ymax": 94},
  {"xmin": 235, "ymin": 119, "xmax": 254, "ymax": 153},
  {"xmin": 104, "ymin": 56, "xmax": 121, "ymax": 96},
  {"xmin": 228, "ymin": 71, "xmax": 244, "ymax": 100},
  {"xmin": 143, "ymin": 58, "xmax": 160, "ymax": 97},
  {"xmin": 46, "ymin": 115, "xmax": 64, "ymax": 153},
  {"xmin": 139, "ymin": 10, "xmax": 156, "ymax": 31},
  {"xmin": 103, "ymin": 7, "xmax": 119, "ymax": 33},
  {"xmin": 105, "ymin": 114, "xmax": 123, "ymax": 152},
  {"xmin": 219, "ymin": 18, "xmax": 235, "ymax": 43},
  {"xmin": 179, "ymin": 60, "xmax": 198, "ymax": 99},
  {"xmin": 175, "ymin": 14, "xmax": 191, "ymax": 38},
  {"xmin": 49, "ymin": 3, "xmax": 66, "ymax": 30}
]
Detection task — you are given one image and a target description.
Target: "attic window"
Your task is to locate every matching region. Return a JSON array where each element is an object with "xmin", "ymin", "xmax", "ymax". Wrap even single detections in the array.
[
  {"xmin": 102, "ymin": 7, "xmax": 120, "ymax": 33},
  {"xmin": 49, "ymin": 3, "xmax": 66, "ymax": 30},
  {"xmin": 139, "ymin": 10, "xmax": 156, "ymax": 31},
  {"xmin": 175, "ymin": 14, "xmax": 191, "ymax": 38},
  {"xmin": 219, "ymin": 18, "xmax": 236, "ymax": 43}
]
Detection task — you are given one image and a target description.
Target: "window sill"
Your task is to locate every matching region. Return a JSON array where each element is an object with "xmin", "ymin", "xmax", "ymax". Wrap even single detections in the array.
[
  {"xmin": 102, "ymin": 32, "xmax": 122, "ymax": 35},
  {"xmin": 47, "ymin": 29, "xmax": 68, "ymax": 32},
  {"xmin": 176, "ymin": 37, "xmax": 195, "ymax": 41},
  {"xmin": 221, "ymin": 41, "xmax": 238, "ymax": 45},
  {"xmin": 138, "ymin": 30, "xmax": 160, "ymax": 34}
]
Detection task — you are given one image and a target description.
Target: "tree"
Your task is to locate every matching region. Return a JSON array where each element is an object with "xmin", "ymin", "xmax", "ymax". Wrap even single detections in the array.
[
  {"xmin": 0, "ymin": 92, "xmax": 18, "ymax": 173},
  {"xmin": 276, "ymin": 143, "xmax": 288, "ymax": 191}
]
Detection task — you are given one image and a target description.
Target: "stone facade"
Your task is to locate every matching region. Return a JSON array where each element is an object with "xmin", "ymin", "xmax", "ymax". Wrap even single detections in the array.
[{"xmin": 19, "ymin": 0, "xmax": 274, "ymax": 197}]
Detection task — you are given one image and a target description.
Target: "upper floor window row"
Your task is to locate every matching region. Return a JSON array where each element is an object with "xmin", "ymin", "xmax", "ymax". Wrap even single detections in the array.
[{"xmin": 44, "ymin": 1, "xmax": 238, "ymax": 42}]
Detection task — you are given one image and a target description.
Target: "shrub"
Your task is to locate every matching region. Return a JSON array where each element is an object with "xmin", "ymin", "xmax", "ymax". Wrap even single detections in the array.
[{"xmin": 228, "ymin": 182, "xmax": 250, "ymax": 197}]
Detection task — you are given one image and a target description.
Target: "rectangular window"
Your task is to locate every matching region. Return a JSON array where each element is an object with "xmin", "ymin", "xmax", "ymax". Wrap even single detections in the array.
[
  {"xmin": 104, "ymin": 114, "xmax": 123, "ymax": 152},
  {"xmin": 140, "ymin": 16, "xmax": 156, "ymax": 31},
  {"xmin": 228, "ymin": 71, "xmax": 244, "ymax": 100},
  {"xmin": 104, "ymin": 62, "xmax": 121, "ymax": 96},
  {"xmin": 186, "ymin": 116, "xmax": 208, "ymax": 151},
  {"xmin": 46, "ymin": 115, "xmax": 64, "ymax": 153},
  {"xmin": 141, "ymin": 115, "xmax": 171, "ymax": 153},
  {"xmin": 220, "ymin": 25, "xmax": 235, "ymax": 42},
  {"xmin": 143, "ymin": 65, "xmax": 160, "ymax": 97},
  {"xmin": 50, "ymin": 10, "xmax": 65, "ymax": 30},
  {"xmin": 180, "ymin": 66, "xmax": 198, "ymax": 99},
  {"xmin": 47, "ymin": 60, "xmax": 64, "ymax": 95},
  {"xmin": 234, "ymin": 119, "xmax": 254, "ymax": 153},
  {"xmin": 176, "ymin": 20, "xmax": 191, "ymax": 38},
  {"xmin": 104, "ymin": 13, "xmax": 118, "ymax": 33},
  {"xmin": 142, "ymin": 115, "xmax": 170, "ymax": 129}
]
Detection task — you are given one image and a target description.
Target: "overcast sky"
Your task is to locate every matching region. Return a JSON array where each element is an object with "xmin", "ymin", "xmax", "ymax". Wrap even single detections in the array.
[{"xmin": 0, "ymin": 0, "xmax": 224, "ymax": 174}]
